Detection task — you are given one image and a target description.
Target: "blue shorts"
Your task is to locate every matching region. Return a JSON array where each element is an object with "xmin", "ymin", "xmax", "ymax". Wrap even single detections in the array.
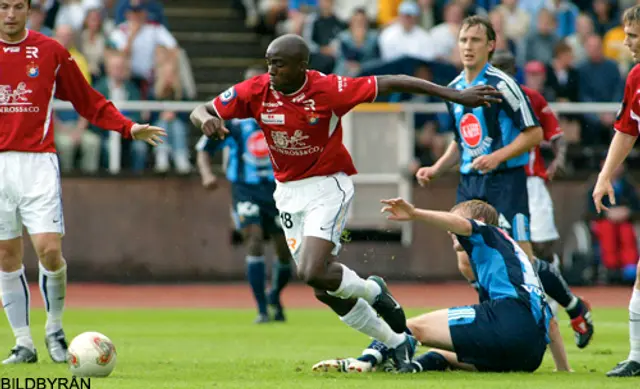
[
  {"xmin": 448, "ymin": 298, "xmax": 547, "ymax": 372},
  {"xmin": 231, "ymin": 182, "xmax": 282, "ymax": 236},
  {"xmin": 457, "ymin": 167, "xmax": 530, "ymax": 241}
]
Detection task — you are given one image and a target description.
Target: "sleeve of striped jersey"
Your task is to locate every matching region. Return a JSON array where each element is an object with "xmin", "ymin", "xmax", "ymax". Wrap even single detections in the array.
[
  {"xmin": 211, "ymin": 80, "xmax": 254, "ymax": 121},
  {"xmin": 496, "ymin": 78, "xmax": 540, "ymax": 131},
  {"xmin": 614, "ymin": 75, "xmax": 640, "ymax": 137},
  {"xmin": 329, "ymin": 75, "xmax": 378, "ymax": 117}
]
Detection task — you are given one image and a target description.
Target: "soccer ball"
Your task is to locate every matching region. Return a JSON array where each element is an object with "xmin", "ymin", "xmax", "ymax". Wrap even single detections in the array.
[{"xmin": 67, "ymin": 332, "xmax": 117, "ymax": 377}]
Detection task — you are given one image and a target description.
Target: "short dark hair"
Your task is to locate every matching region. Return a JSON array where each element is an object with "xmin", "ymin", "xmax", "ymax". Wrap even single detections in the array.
[
  {"xmin": 553, "ymin": 40, "xmax": 572, "ymax": 58},
  {"xmin": 460, "ymin": 15, "xmax": 497, "ymax": 59}
]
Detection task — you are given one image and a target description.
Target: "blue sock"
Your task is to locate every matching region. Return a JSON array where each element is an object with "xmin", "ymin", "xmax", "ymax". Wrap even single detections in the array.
[
  {"xmin": 270, "ymin": 261, "xmax": 292, "ymax": 307},
  {"xmin": 246, "ymin": 256, "xmax": 267, "ymax": 315},
  {"xmin": 413, "ymin": 351, "xmax": 449, "ymax": 372},
  {"xmin": 357, "ymin": 339, "xmax": 390, "ymax": 366}
]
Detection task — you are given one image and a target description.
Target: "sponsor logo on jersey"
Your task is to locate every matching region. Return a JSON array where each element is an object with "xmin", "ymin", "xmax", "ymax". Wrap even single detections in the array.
[
  {"xmin": 219, "ymin": 86, "xmax": 236, "ymax": 105},
  {"xmin": 246, "ymin": 131, "xmax": 270, "ymax": 159},
  {"xmin": 270, "ymin": 130, "xmax": 323, "ymax": 156},
  {"xmin": 260, "ymin": 113, "xmax": 285, "ymax": 125},
  {"xmin": 460, "ymin": 113, "xmax": 482, "ymax": 147},
  {"xmin": 0, "ymin": 82, "xmax": 39, "ymax": 113},
  {"xmin": 26, "ymin": 62, "xmax": 39, "ymax": 78},
  {"xmin": 3, "ymin": 47, "xmax": 19, "ymax": 53}
]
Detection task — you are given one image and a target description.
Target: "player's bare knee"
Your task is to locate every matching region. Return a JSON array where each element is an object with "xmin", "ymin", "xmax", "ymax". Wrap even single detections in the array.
[
  {"xmin": 0, "ymin": 239, "xmax": 23, "ymax": 272},
  {"xmin": 33, "ymin": 236, "xmax": 64, "ymax": 271},
  {"xmin": 406, "ymin": 318, "xmax": 426, "ymax": 343},
  {"xmin": 297, "ymin": 264, "xmax": 324, "ymax": 287}
]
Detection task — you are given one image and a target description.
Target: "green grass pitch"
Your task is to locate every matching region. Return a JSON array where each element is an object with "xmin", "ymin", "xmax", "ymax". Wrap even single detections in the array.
[{"xmin": 0, "ymin": 308, "xmax": 634, "ymax": 388}]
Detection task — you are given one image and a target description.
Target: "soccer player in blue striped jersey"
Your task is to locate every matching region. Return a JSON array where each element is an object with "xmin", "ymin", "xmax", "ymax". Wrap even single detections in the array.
[
  {"xmin": 415, "ymin": 15, "xmax": 592, "ymax": 347},
  {"xmin": 313, "ymin": 199, "xmax": 571, "ymax": 373},
  {"xmin": 195, "ymin": 69, "xmax": 292, "ymax": 323}
]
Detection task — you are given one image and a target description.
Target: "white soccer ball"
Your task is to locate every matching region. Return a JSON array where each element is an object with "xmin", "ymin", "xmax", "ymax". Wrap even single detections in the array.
[{"xmin": 67, "ymin": 331, "xmax": 117, "ymax": 377}]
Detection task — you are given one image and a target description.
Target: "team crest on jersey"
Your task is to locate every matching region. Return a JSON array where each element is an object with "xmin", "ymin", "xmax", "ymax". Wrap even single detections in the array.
[
  {"xmin": 219, "ymin": 86, "xmax": 236, "ymax": 105},
  {"xmin": 460, "ymin": 113, "xmax": 482, "ymax": 147},
  {"xmin": 307, "ymin": 112, "xmax": 319, "ymax": 125},
  {"xmin": 26, "ymin": 62, "xmax": 39, "ymax": 78}
]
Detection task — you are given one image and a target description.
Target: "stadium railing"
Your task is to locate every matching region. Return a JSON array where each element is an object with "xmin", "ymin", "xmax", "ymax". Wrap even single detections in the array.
[{"xmin": 52, "ymin": 100, "xmax": 621, "ymax": 246}]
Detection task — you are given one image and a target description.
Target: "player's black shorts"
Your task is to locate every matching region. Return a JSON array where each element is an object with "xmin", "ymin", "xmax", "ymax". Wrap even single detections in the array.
[
  {"xmin": 448, "ymin": 297, "xmax": 547, "ymax": 372},
  {"xmin": 231, "ymin": 182, "xmax": 282, "ymax": 235},
  {"xmin": 456, "ymin": 167, "xmax": 530, "ymax": 241}
]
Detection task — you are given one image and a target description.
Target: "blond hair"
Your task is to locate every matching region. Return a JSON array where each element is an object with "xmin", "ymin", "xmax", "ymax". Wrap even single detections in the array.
[
  {"xmin": 450, "ymin": 200, "xmax": 499, "ymax": 226},
  {"xmin": 623, "ymin": 5, "xmax": 640, "ymax": 26}
]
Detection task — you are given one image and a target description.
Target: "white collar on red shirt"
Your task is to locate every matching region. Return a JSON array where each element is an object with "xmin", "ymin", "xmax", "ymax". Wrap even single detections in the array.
[
  {"xmin": 0, "ymin": 29, "xmax": 30, "ymax": 45},
  {"xmin": 271, "ymin": 72, "xmax": 309, "ymax": 99}
]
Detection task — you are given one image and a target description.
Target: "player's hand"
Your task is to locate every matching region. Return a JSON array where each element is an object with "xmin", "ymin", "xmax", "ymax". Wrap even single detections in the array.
[
  {"xmin": 471, "ymin": 153, "xmax": 501, "ymax": 174},
  {"xmin": 131, "ymin": 124, "xmax": 167, "ymax": 146},
  {"xmin": 201, "ymin": 174, "xmax": 218, "ymax": 190},
  {"xmin": 201, "ymin": 116, "xmax": 229, "ymax": 140},
  {"xmin": 455, "ymin": 85, "xmax": 502, "ymax": 107},
  {"xmin": 546, "ymin": 157, "xmax": 565, "ymax": 181},
  {"xmin": 415, "ymin": 166, "xmax": 439, "ymax": 187},
  {"xmin": 380, "ymin": 198, "xmax": 415, "ymax": 221},
  {"xmin": 592, "ymin": 175, "xmax": 615, "ymax": 214}
]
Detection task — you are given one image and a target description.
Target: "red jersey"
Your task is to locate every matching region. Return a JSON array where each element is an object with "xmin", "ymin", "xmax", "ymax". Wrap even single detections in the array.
[
  {"xmin": 521, "ymin": 86, "xmax": 562, "ymax": 180},
  {"xmin": 0, "ymin": 30, "xmax": 134, "ymax": 153},
  {"xmin": 211, "ymin": 70, "xmax": 377, "ymax": 182},
  {"xmin": 614, "ymin": 64, "xmax": 640, "ymax": 137}
]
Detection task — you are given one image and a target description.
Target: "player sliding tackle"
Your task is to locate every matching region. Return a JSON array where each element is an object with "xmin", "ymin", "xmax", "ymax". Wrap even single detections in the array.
[
  {"xmin": 190, "ymin": 33, "xmax": 502, "ymax": 371},
  {"xmin": 314, "ymin": 198, "xmax": 571, "ymax": 374}
]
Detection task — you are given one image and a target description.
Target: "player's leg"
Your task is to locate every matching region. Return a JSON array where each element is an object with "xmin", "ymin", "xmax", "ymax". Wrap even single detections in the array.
[
  {"xmin": 241, "ymin": 224, "xmax": 270, "ymax": 323},
  {"xmin": 276, "ymin": 174, "xmax": 414, "ymax": 369},
  {"xmin": 267, "ymin": 231, "xmax": 292, "ymax": 321},
  {"xmin": 18, "ymin": 153, "xmax": 69, "ymax": 363},
  {"xmin": 607, "ymin": 259, "xmax": 640, "ymax": 377}
]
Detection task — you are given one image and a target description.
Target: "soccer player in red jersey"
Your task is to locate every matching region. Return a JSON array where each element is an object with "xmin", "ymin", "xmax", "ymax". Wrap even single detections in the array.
[
  {"xmin": 593, "ymin": 5, "xmax": 640, "ymax": 378},
  {"xmin": 490, "ymin": 50, "xmax": 594, "ymax": 350},
  {"xmin": 190, "ymin": 33, "xmax": 502, "ymax": 370},
  {"xmin": 0, "ymin": 0, "xmax": 166, "ymax": 365}
]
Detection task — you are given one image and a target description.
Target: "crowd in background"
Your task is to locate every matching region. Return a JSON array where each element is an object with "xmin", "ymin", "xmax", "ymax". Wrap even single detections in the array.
[{"xmin": 34, "ymin": 0, "xmax": 193, "ymax": 175}]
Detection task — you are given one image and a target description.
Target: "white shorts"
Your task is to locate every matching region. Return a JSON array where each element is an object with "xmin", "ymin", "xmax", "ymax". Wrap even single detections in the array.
[
  {"xmin": 526, "ymin": 176, "xmax": 559, "ymax": 243},
  {"xmin": 0, "ymin": 152, "xmax": 65, "ymax": 240},
  {"xmin": 273, "ymin": 172, "xmax": 354, "ymax": 265}
]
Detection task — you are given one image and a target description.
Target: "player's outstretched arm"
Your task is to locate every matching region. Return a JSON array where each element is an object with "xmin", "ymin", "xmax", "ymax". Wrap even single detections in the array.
[
  {"xmin": 593, "ymin": 131, "xmax": 638, "ymax": 213},
  {"xmin": 547, "ymin": 317, "xmax": 572, "ymax": 372},
  {"xmin": 380, "ymin": 198, "xmax": 472, "ymax": 236},
  {"xmin": 375, "ymin": 75, "xmax": 502, "ymax": 108},
  {"xmin": 190, "ymin": 103, "xmax": 229, "ymax": 139}
]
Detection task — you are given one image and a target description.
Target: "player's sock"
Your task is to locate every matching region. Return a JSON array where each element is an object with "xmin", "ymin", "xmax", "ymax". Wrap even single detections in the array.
[
  {"xmin": 628, "ymin": 288, "xmax": 640, "ymax": 363},
  {"xmin": 0, "ymin": 266, "xmax": 34, "ymax": 350},
  {"xmin": 412, "ymin": 351, "xmax": 449, "ymax": 372},
  {"xmin": 535, "ymin": 257, "xmax": 574, "ymax": 308},
  {"xmin": 271, "ymin": 261, "xmax": 291, "ymax": 299},
  {"xmin": 327, "ymin": 264, "xmax": 381, "ymax": 305},
  {"xmin": 357, "ymin": 339, "xmax": 390, "ymax": 367},
  {"xmin": 246, "ymin": 255, "xmax": 267, "ymax": 315},
  {"xmin": 38, "ymin": 261, "xmax": 66, "ymax": 335},
  {"xmin": 340, "ymin": 298, "xmax": 405, "ymax": 349}
]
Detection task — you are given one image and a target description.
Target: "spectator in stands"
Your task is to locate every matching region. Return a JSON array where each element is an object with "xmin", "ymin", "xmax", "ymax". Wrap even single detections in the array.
[
  {"xmin": 332, "ymin": 0, "xmax": 378, "ymax": 24},
  {"xmin": 80, "ymin": 8, "xmax": 108, "ymax": 83},
  {"xmin": 495, "ymin": 0, "xmax": 530, "ymax": 43},
  {"xmin": 578, "ymin": 33, "xmax": 622, "ymax": 145},
  {"xmin": 544, "ymin": 41, "xmax": 581, "ymax": 142},
  {"xmin": 590, "ymin": 0, "xmax": 618, "ymax": 36},
  {"xmin": 53, "ymin": 24, "xmax": 98, "ymax": 173},
  {"xmin": 603, "ymin": 14, "xmax": 634, "ymax": 75},
  {"xmin": 455, "ymin": 0, "xmax": 488, "ymax": 18},
  {"xmin": 566, "ymin": 13, "xmax": 595, "ymax": 64},
  {"xmin": 302, "ymin": 0, "xmax": 346, "ymax": 74},
  {"xmin": 544, "ymin": 0, "xmax": 579, "ymax": 39},
  {"xmin": 54, "ymin": 0, "xmax": 89, "ymax": 32},
  {"xmin": 27, "ymin": 2, "xmax": 54, "ymax": 37},
  {"xmin": 377, "ymin": 0, "xmax": 402, "ymax": 28},
  {"xmin": 114, "ymin": 0, "xmax": 166, "ymax": 26},
  {"xmin": 523, "ymin": 61, "xmax": 549, "ymax": 98},
  {"xmin": 247, "ymin": 0, "xmax": 288, "ymax": 35},
  {"xmin": 109, "ymin": 0, "xmax": 179, "ymax": 98},
  {"xmin": 150, "ymin": 49, "xmax": 192, "ymax": 175},
  {"xmin": 416, "ymin": 0, "xmax": 436, "ymax": 31},
  {"xmin": 332, "ymin": 8, "xmax": 379, "ymax": 77},
  {"xmin": 488, "ymin": 10, "xmax": 517, "ymax": 58},
  {"xmin": 524, "ymin": 8, "xmax": 559, "ymax": 65},
  {"xmin": 93, "ymin": 52, "xmax": 147, "ymax": 174},
  {"xmin": 429, "ymin": 2, "xmax": 464, "ymax": 63},
  {"xmin": 378, "ymin": 1, "xmax": 434, "ymax": 62},
  {"xmin": 587, "ymin": 162, "xmax": 640, "ymax": 284}
]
